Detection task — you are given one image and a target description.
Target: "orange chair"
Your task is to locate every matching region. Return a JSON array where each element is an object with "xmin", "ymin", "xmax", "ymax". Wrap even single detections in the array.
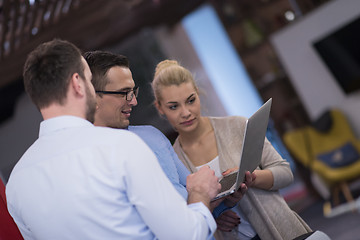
[{"xmin": 0, "ymin": 178, "xmax": 23, "ymax": 240}]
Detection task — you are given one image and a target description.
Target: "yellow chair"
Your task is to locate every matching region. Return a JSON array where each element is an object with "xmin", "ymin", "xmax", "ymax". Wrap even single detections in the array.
[{"xmin": 283, "ymin": 109, "xmax": 360, "ymax": 205}]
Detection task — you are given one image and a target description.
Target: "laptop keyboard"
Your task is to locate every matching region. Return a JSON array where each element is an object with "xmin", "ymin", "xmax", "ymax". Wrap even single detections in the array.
[{"xmin": 219, "ymin": 171, "xmax": 238, "ymax": 192}]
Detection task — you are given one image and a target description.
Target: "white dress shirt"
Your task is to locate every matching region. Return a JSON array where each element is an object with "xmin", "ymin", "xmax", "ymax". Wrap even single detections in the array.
[{"xmin": 6, "ymin": 116, "xmax": 216, "ymax": 240}]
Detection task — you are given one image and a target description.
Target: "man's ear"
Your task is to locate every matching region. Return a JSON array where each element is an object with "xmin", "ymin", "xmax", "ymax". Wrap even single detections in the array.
[
  {"xmin": 70, "ymin": 73, "xmax": 85, "ymax": 97},
  {"xmin": 95, "ymin": 94, "xmax": 102, "ymax": 109}
]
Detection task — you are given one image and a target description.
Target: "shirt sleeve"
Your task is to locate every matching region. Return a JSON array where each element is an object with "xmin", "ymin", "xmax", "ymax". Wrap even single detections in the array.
[
  {"xmin": 156, "ymin": 128, "xmax": 189, "ymax": 199},
  {"xmin": 130, "ymin": 125, "xmax": 189, "ymax": 200},
  {"xmin": 6, "ymin": 202, "xmax": 34, "ymax": 240},
  {"xmin": 119, "ymin": 132, "xmax": 216, "ymax": 240},
  {"xmin": 168, "ymin": 140, "xmax": 190, "ymax": 188},
  {"xmin": 212, "ymin": 201, "xmax": 230, "ymax": 219}
]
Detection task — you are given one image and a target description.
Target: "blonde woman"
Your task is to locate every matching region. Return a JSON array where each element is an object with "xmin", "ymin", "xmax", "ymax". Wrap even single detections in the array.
[{"xmin": 151, "ymin": 60, "xmax": 313, "ymax": 240}]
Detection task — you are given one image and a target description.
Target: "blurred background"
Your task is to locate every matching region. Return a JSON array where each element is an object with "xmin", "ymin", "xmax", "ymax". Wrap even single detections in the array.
[{"xmin": 1, "ymin": 0, "xmax": 360, "ymax": 238}]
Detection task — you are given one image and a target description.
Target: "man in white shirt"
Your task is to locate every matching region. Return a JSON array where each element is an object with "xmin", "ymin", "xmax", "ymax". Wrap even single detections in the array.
[{"xmin": 6, "ymin": 39, "xmax": 221, "ymax": 240}]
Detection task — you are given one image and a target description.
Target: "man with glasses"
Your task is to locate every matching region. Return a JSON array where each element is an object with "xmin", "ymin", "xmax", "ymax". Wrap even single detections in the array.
[
  {"xmin": 84, "ymin": 51, "xmax": 250, "ymax": 236},
  {"xmin": 84, "ymin": 50, "xmax": 193, "ymax": 198},
  {"xmin": 95, "ymin": 87, "xmax": 139, "ymax": 100}
]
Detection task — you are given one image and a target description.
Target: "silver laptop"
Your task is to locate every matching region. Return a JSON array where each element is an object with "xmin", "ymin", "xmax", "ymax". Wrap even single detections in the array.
[{"xmin": 213, "ymin": 98, "xmax": 272, "ymax": 200}]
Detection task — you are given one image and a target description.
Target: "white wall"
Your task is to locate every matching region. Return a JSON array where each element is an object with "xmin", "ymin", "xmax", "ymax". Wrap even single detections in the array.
[{"xmin": 271, "ymin": 0, "xmax": 360, "ymax": 137}]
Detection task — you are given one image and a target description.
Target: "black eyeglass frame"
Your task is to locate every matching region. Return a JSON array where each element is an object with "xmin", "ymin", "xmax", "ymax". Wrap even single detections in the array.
[{"xmin": 95, "ymin": 86, "xmax": 139, "ymax": 101}]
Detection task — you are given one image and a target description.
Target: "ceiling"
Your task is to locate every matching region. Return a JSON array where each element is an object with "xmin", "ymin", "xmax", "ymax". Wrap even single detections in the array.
[
  {"xmin": 0, "ymin": 0, "xmax": 207, "ymax": 88},
  {"xmin": 0, "ymin": 0, "xmax": 206, "ymax": 123}
]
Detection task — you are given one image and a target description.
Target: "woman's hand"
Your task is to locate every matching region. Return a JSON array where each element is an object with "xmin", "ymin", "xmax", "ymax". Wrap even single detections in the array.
[
  {"xmin": 222, "ymin": 167, "xmax": 238, "ymax": 176},
  {"xmin": 251, "ymin": 169, "xmax": 274, "ymax": 190},
  {"xmin": 244, "ymin": 170, "xmax": 257, "ymax": 188},
  {"xmin": 223, "ymin": 182, "xmax": 247, "ymax": 208},
  {"xmin": 210, "ymin": 198, "xmax": 224, "ymax": 212},
  {"xmin": 219, "ymin": 170, "xmax": 255, "ymax": 208},
  {"xmin": 216, "ymin": 210, "xmax": 241, "ymax": 232}
]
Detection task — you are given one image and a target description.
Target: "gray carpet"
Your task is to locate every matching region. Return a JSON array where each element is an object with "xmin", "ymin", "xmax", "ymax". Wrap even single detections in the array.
[{"xmin": 298, "ymin": 199, "xmax": 360, "ymax": 240}]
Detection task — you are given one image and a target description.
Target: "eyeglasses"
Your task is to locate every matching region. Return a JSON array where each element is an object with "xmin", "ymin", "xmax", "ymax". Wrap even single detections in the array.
[{"xmin": 96, "ymin": 86, "xmax": 139, "ymax": 101}]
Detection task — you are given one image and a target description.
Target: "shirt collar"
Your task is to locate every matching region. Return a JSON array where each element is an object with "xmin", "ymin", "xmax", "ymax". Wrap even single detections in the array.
[{"xmin": 39, "ymin": 115, "xmax": 94, "ymax": 137}]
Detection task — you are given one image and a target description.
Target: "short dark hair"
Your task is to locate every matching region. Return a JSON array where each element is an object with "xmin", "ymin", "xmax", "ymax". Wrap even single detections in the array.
[
  {"xmin": 23, "ymin": 39, "xmax": 85, "ymax": 109},
  {"xmin": 83, "ymin": 51, "xmax": 129, "ymax": 92}
]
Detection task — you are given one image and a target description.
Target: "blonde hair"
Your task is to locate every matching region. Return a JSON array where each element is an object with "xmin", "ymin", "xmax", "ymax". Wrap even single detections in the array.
[{"xmin": 152, "ymin": 60, "xmax": 198, "ymax": 103}]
